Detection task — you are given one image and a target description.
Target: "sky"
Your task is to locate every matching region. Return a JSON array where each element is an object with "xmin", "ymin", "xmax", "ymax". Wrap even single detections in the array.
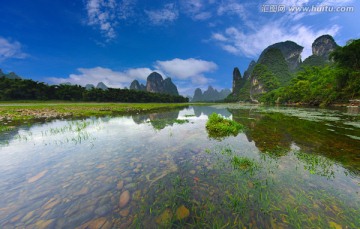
[{"xmin": 0, "ymin": 0, "xmax": 359, "ymax": 96}]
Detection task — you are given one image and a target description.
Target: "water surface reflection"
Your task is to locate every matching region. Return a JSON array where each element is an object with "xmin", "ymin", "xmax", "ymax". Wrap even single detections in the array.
[{"xmin": 0, "ymin": 105, "xmax": 358, "ymax": 228}]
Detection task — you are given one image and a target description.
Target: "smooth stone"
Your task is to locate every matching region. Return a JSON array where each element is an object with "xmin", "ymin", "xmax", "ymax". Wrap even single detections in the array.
[
  {"xmin": 74, "ymin": 187, "xmax": 89, "ymax": 196},
  {"xmin": 41, "ymin": 209, "xmax": 51, "ymax": 218},
  {"xmin": 131, "ymin": 157, "xmax": 140, "ymax": 162},
  {"xmin": 35, "ymin": 219, "xmax": 54, "ymax": 229},
  {"xmin": 133, "ymin": 168, "xmax": 140, "ymax": 173},
  {"xmin": 96, "ymin": 175, "xmax": 107, "ymax": 181},
  {"xmin": 22, "ymin": 210, "xmax": 35, "ymax": 222},
  {"xmin": 120, "ymin": 209, "xmax": 130, "ymax": 217},
  {"xmin": 65, "ymin": 211, "xmax": 93, "ymax": 226},
  {"xmin": 121, "ymin": 171, "xmax": 130, "ymax": 177},
  {"xmin": 10, "ymin": 215, "xmax": 21, "ymax": 223},
  {"xmin": 119, "ymin": 190, "xmax": 130, "ymax": 208},
  {"xmin": 189, "ymin": 170, "xmax": 196, "ymax": 175},
  {"xmin": 176, "ymin": 205, "xmax": 190, "ymax": 220},
  {"xmin": 117, "ymin": 180, "xmax": 124, "ymax": 190},
  {"xmin": 96, "ymin": 164, "xmax": 106, "ymax": 169},
  {"xmin": 28, "ymin": 170, "xmax": 48, "ymax": 183},
  {"xmin": 76, "ymin": 217, "xmax": 110, "ymax": 229},
  {"xmin": 124, "ymin": 183, "xmax": 136, "ymax": 190},
  {"xmin": 43, "ymin": 197, "xmax": 61, "ymax": 210},
  {"xmin": 124, "ymin": 177, "xmax": 132, "ymax": 183},
  {"xmin": 156, "ymin": 208, "xmax": 173, "ymax": 226},
  {"xmin": 95, "ymin": 205, "xmax": 112, "ymax": 216}
]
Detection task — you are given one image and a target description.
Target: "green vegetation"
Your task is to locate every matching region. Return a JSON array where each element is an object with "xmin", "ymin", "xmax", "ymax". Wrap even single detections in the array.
[
  {"xmin": 231, "ymin": 155, "xmax": 260, "ymax": 173},
  {"xmin": 205, "ymin": 113, "xmax": 244, "ymax": 139},
  {"xmin": 301, "ymin": 55, "xmax": 327, "ymax": 68},
  {"xmin": 0, "ymin": 77, "xmax": 188, "ymax": 103},
  {"xmin": 252, "ymin": 64, "xmax": 280, "ymax": 94},
  {"xmin": 228, "ymin": 38, "xmax": 360, "ymax": 106},
  {"xmin": 258, "ymin": 48, "xmax": 292, "ymax": 85},
  {"xmin": 0, "ymin": 102, "xmax": 190, "ymax": 133},
  {"xmin": 295, "ymin": 151, "xmax": 335, "ymax": 179},
  {"xmin": 261, "ymin": 66, "xmax": 339, "ymax": 106},
  {"xmin": 260, "ymin": 39, "xmax": 360, "ymax": 106}
]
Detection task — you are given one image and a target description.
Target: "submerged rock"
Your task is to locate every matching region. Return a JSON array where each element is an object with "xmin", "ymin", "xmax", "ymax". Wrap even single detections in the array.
[
  {"xmin": 124, "ymin": 183, "xmax": 136, "ymax": 190},
  {"xmin": 176, "ymin": 205, "xmax": 190, "ymax": 220},
  {"xmin": 77, "ymin": 217, "xmax": 112, "ymax": 229},
  {"xmin": 34, "ymin": 219, "xmax": 54, "ymax": 229},
  {"xmin": 95, "ymin": 205, "xmax": 112, "ymax": 216},
  {"xmin": 120, "ymin": 209, "xmax": 130, "ymax": 217},
  {"xmin": 155, "ymin": 208, "xmax": 173, "ymax": 226},
  {"xmin": 117, "ymin": 180, "xmax": 124, "ymax": 190},
  {"xmin": 74, "ymin": 187, "xmax": 89, "ymax": 196},
  {"xmin": 43, "ymin": 197, "xmax": 61, "ymax": 210},
  {"xmin": 28, "ymin": 170, "xmax": 48, "ymax": 183},
  {"xmin": 119, "ymin": 190, "xmax": 130, "ymax": 208}
]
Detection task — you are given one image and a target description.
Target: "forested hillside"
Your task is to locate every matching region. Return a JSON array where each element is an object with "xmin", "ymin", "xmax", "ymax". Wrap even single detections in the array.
[{"xmin": 0, "ymin": 77, "xmax": 188, "ymax": 103}]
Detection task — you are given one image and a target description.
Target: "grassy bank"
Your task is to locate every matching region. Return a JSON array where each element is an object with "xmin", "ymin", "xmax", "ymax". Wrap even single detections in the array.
[
  {"xmin": 0, "ymin": 102, "xmax": 195, "ymax": 133},
  {"xmin": 0, "ymin": 102, "xmax": 194, "ymax": 121}
]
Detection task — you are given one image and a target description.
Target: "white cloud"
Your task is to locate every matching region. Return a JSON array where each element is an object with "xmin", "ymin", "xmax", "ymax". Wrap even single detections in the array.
[
  {"xmin": 217, "ymin": 1, "xmax": 246, "ymax": 16},
  {"xmin": 85, "ymin": 0, "xmax": 118, "ymax": 40},
  {"xmin": 47, "ymin": 67, "xmax": 153, "ymax": 88},
  {"xmin": 212, "ymin": 33, "xmax": 227, "ymax": 41},
  {"xmin": 193, "ymin": 11, "xmax": 212, "ymax": 20},
  {"xmin": 118, "ymin": 0, "xmax": 137, "ymax": 19},
  {"xmin": 265, "ymin": 0, "xmax": 310, "ymax": 6},
  {"xmin": 145, "ymin": 3, "xmax": 179, "ymax": 25},
  {"xmin": 180, "ymin": 0, "xmax": 214, "ymax": 21},
  {"xmin": 181, "ymin": 0, "xmax": 204, "ymax": 15},
  {"xmin": 47, "ymin": 58, "xmax": 218, "ymax": 93},
  {"xmin": 213, "ymin": 21, "xmax": 340, "ymax": 59},
  {"xmin": 155, "ymin": 58, "xmax": 217, "ymax": 84},
  {"xmin": 43, "ymin": 48, "xmax": 220, "ymax": 96},
  {"xmin": 0, "ymin": 37, "xmax": 28, "ymax": 61}
]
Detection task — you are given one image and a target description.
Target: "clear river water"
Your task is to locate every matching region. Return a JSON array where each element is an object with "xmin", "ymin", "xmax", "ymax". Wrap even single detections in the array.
[{"xmin": 0, "ymin": 105, "xmax": 359, "ymax": 228}]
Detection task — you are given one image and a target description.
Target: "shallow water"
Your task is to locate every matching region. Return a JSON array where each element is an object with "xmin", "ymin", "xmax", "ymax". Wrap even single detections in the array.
[{"xmin": 0, "ymin": 105, "xmax": 359, "ymax": 228}]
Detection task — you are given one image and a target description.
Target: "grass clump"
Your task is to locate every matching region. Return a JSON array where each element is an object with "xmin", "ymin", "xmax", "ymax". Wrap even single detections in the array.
[
  {"xmin": 206, "ymin": 113, "xmax": 244, "ymax": 139},
  {"xmin": 231, "ymin": 156, "xmax": 260, "ymax": 173}
]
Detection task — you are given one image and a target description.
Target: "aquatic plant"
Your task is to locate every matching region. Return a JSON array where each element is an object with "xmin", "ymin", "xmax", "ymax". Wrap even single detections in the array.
[
  {"xmin": 295, "ymin": 151, "xmax": 335, "ymax": 179},
  {"xmin": 231, "ymin": 156, "xmax": 260, "ymax": 174},
  {"xmin": 206, "ymin": 113, "xmax": 244, "ymax": 139}
]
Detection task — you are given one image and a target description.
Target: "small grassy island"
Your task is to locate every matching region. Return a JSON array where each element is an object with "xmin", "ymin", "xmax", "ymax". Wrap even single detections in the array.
[{"xmin": 205, "ymin": 113, "xmax": 244, "ymax": 139}]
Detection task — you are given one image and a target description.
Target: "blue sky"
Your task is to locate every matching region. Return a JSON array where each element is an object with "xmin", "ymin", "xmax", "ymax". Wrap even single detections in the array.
[{"xmin": 0, "ymin": 0, "xmax": 359, "ymax": 96}]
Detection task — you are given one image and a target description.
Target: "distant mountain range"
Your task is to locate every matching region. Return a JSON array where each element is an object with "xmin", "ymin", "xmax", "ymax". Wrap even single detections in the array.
[
  {"xmin": 192, "ymin": 86, "xmax": 231, "ymax": 102},
  {"xmin": 85, "ymin": 82, "xmax": 109, "ymax": 90},
  {"xmin": 0, "ymin": 69, "xmax": 21, "ymax": 80},
  {"xmin": 129, "ymin": 72, "xmax": 179, "ymax": 96}
]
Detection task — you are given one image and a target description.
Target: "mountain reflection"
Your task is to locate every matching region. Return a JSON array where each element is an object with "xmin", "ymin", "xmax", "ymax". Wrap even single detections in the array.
[
  {"xmin": 228, "ymin": 108, "xmax": 360, "ymax": 174},
  {"xmin": 132, "ymin": 110, "xmax": 180, "ymax": 130},
  {"xmin": 193, "ymin": 106, "xmax": 231, "ymax": 117}
]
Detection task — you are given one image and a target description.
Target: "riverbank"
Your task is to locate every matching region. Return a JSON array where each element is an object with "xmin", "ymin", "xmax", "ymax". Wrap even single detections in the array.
[
  {"xmin": 0, "ymin": 102, "xmax": 197, "ymax": 121},
  {"xmin": 0, "ymin": 102, "xmax": 197, "ymax": 133}
]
